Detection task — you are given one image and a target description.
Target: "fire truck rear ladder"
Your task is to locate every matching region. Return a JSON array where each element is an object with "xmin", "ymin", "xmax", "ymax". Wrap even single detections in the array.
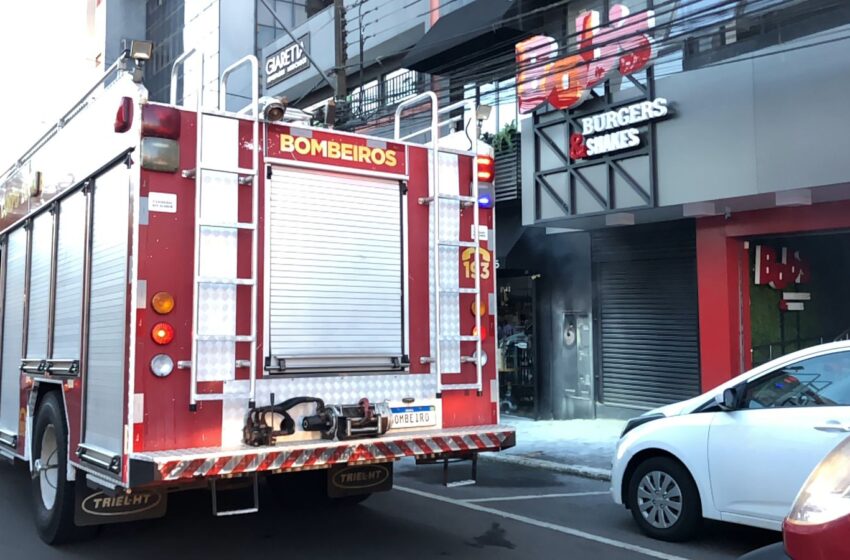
[
  {"xmin": 171, "ymin": 51, "xmax": 260, "ymax": 411},
  {"xmin": 394, "ymin": 93, "xmax": 483, "ymax": 396}
]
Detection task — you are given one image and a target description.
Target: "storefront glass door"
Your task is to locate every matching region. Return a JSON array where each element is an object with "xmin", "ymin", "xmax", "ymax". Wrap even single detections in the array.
[{"xmin": 497, "ymin": 276, "xmax": 537, "ymax": 417}]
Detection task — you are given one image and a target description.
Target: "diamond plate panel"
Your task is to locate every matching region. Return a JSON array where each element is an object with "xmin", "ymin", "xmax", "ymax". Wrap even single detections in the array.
[
  {"xmin": 197, "ymin": 284, "xmax": 236, "ymax": 336},
  {"xmin": 429, "ymin": 152, "xmax": 461, "ymax": 374},
  {"xmin": 220, "ymin": 374, "xmax": 438, "ymax": 447},
  {"xmin": 196, "ymin": 340, "xmax": 235, "ymax": 382},
  {"xmin": 196, "ymin": 162, "xmax": 238, "ymax": 382}
]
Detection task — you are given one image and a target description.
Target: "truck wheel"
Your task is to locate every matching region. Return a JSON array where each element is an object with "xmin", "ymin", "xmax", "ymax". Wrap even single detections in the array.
[
  {"xmin": 31, "ymin": 391, "xmax": 78, "ymax": 545},
  {"xmin": 626, "ymin": 456, "xmax": 702, "ymax": 542}
]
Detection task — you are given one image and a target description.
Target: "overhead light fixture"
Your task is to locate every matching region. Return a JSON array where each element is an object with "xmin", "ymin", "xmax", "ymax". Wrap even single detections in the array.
[
  {"xmin": 129, "ymin": 40, "xmax": 154, "ymax": 61},
  {"xmin": 259, "ymin": 96, "xmax": 288, "ymax": 122},
  {"xmin": 476, "ymin": 104, "xmax": 492, "ymax": 121}
]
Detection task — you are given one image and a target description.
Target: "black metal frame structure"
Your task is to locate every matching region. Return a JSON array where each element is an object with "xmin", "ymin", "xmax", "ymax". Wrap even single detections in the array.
[{"xmin": 531, "ymin": 65, "xmax": 659, "ymax": 223}]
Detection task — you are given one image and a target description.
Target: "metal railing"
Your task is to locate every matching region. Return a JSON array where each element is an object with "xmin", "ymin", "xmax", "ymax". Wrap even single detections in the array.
[{"xmin": 349, "ymin": 70, "xmax": 422, "ymax": 120}]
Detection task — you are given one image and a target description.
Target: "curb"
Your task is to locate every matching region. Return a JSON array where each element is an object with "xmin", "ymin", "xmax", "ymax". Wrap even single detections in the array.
[{"xmin": 480, "ymin": 452, "xmax": 613, "ymax": 482}]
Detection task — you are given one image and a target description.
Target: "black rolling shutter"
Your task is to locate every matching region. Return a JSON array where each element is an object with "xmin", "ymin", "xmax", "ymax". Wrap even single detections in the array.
[{"xmin": 592, "ymin": 221, "xmax": 700, "ymax": 409}]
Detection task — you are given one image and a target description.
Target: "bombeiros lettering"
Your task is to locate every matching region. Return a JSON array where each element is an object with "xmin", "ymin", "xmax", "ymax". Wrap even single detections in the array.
[{"xmin": 279, "ymin": 133, "xmax": 398, "ymax": 168}]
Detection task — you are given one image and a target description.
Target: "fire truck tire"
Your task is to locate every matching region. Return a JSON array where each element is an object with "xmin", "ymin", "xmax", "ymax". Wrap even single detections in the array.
[{"xmin": 31, "ymin": 392, "xmax": 92, "ymax": 545}]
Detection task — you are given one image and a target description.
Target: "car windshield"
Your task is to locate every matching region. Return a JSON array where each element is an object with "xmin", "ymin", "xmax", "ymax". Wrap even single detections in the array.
[{"xmin": 745, "ymin": 352, "xmax": 850, "ymax": 409}]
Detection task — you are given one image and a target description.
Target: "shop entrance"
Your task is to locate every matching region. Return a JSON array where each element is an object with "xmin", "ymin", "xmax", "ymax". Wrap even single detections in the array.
[
  {"xmin": 749, "ymin": 231, "xmax": 850, "ymax": 366},
  {"xmin": 497, "ymin": 275, "xmax": 537, "ymax": 418}
]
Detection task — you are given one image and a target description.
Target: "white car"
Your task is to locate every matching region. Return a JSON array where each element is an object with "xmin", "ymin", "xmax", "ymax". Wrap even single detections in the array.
[{"xmin": 611, "ymin": 340, "xmax": 850, "ymax": 542}]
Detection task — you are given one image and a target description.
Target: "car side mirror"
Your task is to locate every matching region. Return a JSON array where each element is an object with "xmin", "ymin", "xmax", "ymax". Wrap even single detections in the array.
[{"xmin": 716, "ymin": 382, "xmax": 747, "ymax": 411}]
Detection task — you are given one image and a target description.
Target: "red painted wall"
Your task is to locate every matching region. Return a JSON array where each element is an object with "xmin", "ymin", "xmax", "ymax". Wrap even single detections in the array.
[{"xmin": 697, "ymin": 200, "xmax": 850, "ymax": 391}]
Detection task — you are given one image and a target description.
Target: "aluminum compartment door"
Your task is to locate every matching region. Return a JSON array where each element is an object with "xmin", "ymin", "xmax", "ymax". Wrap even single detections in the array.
[
  {"xmin": 268, "ymin": 168, "xmax": 403, "ymax": 372},
  {"xmin": 83, "ymin": 164, "xmax": 130, "ymax": 457},
  {"xmin": 0, "ymin": 228, "xmax": 26, "ymax": 438},
  {"xmin": 52, "ymin": 191, "xmax": 86, "ymax": 360},
  {"xmin": 26, "ymin": 212, "xmax": 53, "ymax": 359}
]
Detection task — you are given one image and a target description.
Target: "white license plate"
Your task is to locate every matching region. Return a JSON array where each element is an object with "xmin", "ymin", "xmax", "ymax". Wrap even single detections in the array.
[{"xmin": 390, "ymin": 406, "xmax": 436, "ymax": 429}]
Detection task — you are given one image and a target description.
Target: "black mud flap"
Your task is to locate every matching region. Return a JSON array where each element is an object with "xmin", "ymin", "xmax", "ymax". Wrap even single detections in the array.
[
  {"xmin": 327, "ymin": 463, "xmax": 393, "ymax": 498},
  {"xmin": 75, "ymin": 479, "xmax": 167, "ymax": 527}
]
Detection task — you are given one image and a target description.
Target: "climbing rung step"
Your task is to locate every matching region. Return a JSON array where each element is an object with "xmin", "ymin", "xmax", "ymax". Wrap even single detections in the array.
[
  {"xmin": 440, "ymin": 288, "xmax": 478, "ymax": 294},
  {"xmin": 197, "ymin": 277, "xmax": 255, "ymax": 286},
  {"xmin": 419, "ymin": 194, "xmax": 477, "ymax": 205},
  {"xmin": 195, "ymin": 335, "xmax": 255, "ymax": 342},
  {"xmin": 195, "ymin": 392, "xmax": 253, "ymax": 401},
  {"xmin": 182, "ymin": 165, "xmax": 256, "ymax": 178},
  {"xmin": 439, "ymin": 382, "xmax": 482, "ymax": 390},
  {"xmin": 438, "ymin": 240, "xmax": 478, "ymax": 248},
  {"xmin": 199, "ymin": 221, "xmax": 255, "ymax": 230}
]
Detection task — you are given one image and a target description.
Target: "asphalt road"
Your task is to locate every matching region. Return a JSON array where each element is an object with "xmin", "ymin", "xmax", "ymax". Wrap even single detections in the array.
[{"xmin": 0, "ymin": 458, "xmax": 780, "ymax": 559}]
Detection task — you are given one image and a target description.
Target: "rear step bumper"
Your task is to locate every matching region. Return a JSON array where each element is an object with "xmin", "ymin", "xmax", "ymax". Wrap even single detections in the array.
[{"xmin": 129, "ymin": 425, "xmax": 516, "ymax": 486}]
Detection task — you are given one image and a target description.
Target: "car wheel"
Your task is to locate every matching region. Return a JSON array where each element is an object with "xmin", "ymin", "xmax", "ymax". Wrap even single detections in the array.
[
  {"xmin": 31, "ymin": 391, "xmax": 88, "ymax": 545},
  {"xmin": 626, "ymin": 456, "xmax": 702, "ymax": 542}
]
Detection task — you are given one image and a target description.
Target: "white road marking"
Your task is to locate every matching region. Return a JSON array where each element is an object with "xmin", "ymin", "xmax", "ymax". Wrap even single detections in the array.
[
  {"xmin": 395, "ymin": 485, "xmax": 691, "ymax": 560},
  {"xmin": 465, "ymin": 491, "xmax": 609, "ymax": 503}
]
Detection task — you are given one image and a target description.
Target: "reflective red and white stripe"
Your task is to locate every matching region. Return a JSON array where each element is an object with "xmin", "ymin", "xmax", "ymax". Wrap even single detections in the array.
[{"xmin": 149, "ymin": 428, "xmax": 515, "ymax": 481}]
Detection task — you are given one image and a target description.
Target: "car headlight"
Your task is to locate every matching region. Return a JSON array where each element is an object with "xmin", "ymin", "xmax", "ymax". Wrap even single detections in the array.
[
  {"xmin": 787, "ymin": 437, "xmax": 850, "ymax": 525},
  {"xmin": 620, "ymin": 413, "xmax": 665, "ymax": 438}
]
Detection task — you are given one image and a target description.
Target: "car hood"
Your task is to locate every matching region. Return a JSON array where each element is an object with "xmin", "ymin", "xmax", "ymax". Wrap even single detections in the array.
[{"xmin": 644, "ymin": 394, "xmax": 711, "ymax": 418}]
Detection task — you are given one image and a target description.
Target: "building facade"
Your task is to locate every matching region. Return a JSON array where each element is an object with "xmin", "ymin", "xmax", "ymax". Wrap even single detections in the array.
[{"xmin": 505, "ymin": 0, "xmax": 850, "ymax": 419}]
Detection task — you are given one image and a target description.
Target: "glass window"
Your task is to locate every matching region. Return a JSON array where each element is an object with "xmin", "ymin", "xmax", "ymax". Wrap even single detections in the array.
[
  {"xmin": 745, "ymin": 352, "xmax": 850, "ymax": 409},
  {"xmin": 256, "ymin": 0, "xmax": 332, "ymax": 58},
  {"xmin": 669, "ymin": 0, "xmax": 740, "ymax": 38},
  {"xmin": 496, "ymin": 77, "xmax": 517, "ymax": 130}
]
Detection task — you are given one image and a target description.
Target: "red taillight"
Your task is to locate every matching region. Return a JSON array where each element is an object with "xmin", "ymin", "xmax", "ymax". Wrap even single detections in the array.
[
  {"xmin": 477, "ymin": 155, "xmax": 495, "ymax": 183},
  {"xmin": 473, "ymin": 325, "xmax": 488, "ymax": 341},
  {"xmin": 114, "ymin": 97, "xmax": 134, "ymax": 133},
  {"xmin": 151, "ymin": 322, "xmax": 175, "ymax": 345},
  {"xmin": 142, "ymin": 104, "xmax": 181, "ymax": 139}
]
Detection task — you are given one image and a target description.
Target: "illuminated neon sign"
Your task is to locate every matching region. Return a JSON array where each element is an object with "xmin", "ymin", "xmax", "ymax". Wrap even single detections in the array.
[{"xmin": 515, "ymin": 5, "xmax": 656, "ymax": 113}]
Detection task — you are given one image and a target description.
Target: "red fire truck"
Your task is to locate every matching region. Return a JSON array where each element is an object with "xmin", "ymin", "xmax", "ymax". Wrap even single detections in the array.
[{"xmin": 0, "ymin": 44, "xmax": 514, "ymax": 543}]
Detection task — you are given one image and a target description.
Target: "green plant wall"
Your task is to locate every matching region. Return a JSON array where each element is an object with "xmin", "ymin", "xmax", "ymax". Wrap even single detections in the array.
[{"xmin": 750, "ymin": 236, "xmax": 850, "ymax": 365}]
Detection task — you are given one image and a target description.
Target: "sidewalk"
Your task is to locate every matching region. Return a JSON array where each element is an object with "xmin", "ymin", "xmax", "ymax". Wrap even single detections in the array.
[{"xmin": 483, "ymin": 416, "xmax": 626, "ymax": 481}]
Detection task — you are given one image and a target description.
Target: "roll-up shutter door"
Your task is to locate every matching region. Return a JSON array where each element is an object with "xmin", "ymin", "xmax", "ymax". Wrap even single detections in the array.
[
  {"xmin": 592, "ymin": 222, "xmax": 700, "ymax": 409},
  {"xmin": 268, "ymin": 167, "xmax": 404, "ymax": 372}
]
